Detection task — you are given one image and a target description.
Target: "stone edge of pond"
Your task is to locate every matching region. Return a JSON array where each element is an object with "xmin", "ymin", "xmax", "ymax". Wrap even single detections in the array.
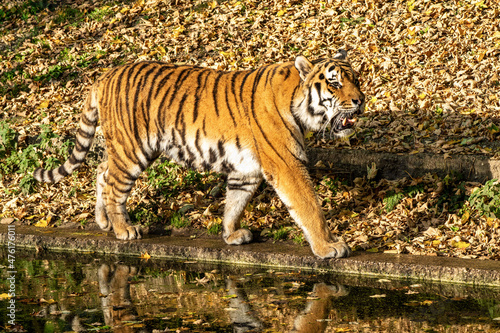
[
  {"xmin": 1, "ymin": 225, "xmax": 500, "ymax": 287},
  {"xmin": 306, "ymin": 147, "xmax": 500, "ymax": 182}
]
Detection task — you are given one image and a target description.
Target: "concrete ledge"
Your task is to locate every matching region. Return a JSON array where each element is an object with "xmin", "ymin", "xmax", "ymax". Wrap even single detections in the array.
[
  {"xmin": 1, "ymin": 225, "xmax": 499, "ymax": 287},
  {"xmin": 307, "ymin": 148, "xmax": 500, "ymax": 182}
]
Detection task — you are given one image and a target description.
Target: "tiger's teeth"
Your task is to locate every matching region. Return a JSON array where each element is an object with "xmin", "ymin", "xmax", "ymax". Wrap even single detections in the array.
[{"xmin": 342, "ymin": 117, "xmax": 347, "ymax": 126}]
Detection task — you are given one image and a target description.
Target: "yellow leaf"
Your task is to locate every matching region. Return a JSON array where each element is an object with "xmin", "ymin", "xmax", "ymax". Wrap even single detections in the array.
[
  {"xmin": 422, "ymin": 300, "xmax": 434, "ymax": 306},
  {"xmin": 417, "ymin": 93, "xmax": 426, "ymax": 100},
  {"xmin": 172, "ymin": 26, "xmax": 185, "ymax": 38},
  {"xmin": 242, "ymin": 56, "xmax": 255, "ymax": 63},
  {"xmin": 209, "ymin": 1, "xmax": 217, "ymax": 9},
  {"xmin": 140, "ymin": 252, "xmax": 151, "ymax": 260},
  {"xmin": 157, "ymin": 45, "xmax": 166, "ymax": 56},
  {"xmin": 220, "ymin": 51, "xmax": 235, "ymax": 58},
  {"xmin": 445, "ymin": 139, "xmax": 461, "ymax": 145},
  {"xmin": 432, "ymin": 240, "xmax": 441, "ymax": 246},
  {"xmin": 25, "ymin": 214, "xmax": 43, "ymax": 220},
  {"xmin": 407, "ymin": 0, "xmax": 415, "ymax": 12},
  {"xmin": 461, "ymin": 211, "xmax": 470, "ymax": 224},
  {"xmin": 477, "ymin": 50, "xmax": 486, "ymax": 62},
  {"xmin": 277, "ymin": 9, "xmax": 286, "ymax": 16},
  {"xmin": 0, "ymin": 293, "xmax": 12, "ymax": 300},
  {"xmin": 452, "ymin": 241, "xmax": 470, "ymax": 249},
  {"xmin": 34, "ymin": 219, "xmax": 49, "ymax": 227},
  {"xmin": 37, "ymin": 100, "xmax": 50, "ymax": 109},
  {"xmin": 406, "ymin": 38, "xmax": 418, "ymax": 45}
]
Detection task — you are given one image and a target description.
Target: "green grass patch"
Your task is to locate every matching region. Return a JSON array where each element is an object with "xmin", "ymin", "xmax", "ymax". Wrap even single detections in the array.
[
  {"xmin": 272, "ymin": 226, "xmax": 291, "ymax": 241},
  {"xmin": 468, "ymin": 179, "xmax": 500, "ymax": 219},
  {"xmin": 54, "ymin": 6, "xmax": 83, "ymax": 25},
  {"xmin": 170, "ymin": 212, "xmax": 190, "ymax": 228},
  {"xmin": 88, "ymin": 6, "xmax": 113, "ymax": 21},
  {"xmin": 0, "ymin": 121, "xmax": 75, "ymax": 194},
  {"xmin": 207, "ymin": 222, "xmax": 221, "ymax": 235},
  {"xmin": 0, "ymin": 0, "xmax": 51, "ymax": 23}
]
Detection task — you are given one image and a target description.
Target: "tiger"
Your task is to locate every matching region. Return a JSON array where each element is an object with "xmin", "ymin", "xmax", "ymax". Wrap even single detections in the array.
[{"xmin": 33, "ymin": 49, "xmax": 365, "ymax": 259}]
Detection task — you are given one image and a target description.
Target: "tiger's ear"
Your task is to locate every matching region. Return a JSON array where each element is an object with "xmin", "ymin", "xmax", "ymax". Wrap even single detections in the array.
[
  {"xmin": 333, "ymin": 49, "xmax": 347, "ymax": 60},
  {"xmin": 295, "ymin": 55, "xmax": 314, "ymax": 81}
]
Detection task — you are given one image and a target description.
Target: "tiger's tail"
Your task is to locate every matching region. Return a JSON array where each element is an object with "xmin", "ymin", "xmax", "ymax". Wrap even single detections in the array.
[{"xmin": 34, "ymin": 86, "xmax": 99, "ymax": 183}]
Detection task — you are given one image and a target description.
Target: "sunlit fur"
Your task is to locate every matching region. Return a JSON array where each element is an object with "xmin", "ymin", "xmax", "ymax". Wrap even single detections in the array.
[{"xmin": 33, "ymin": 50, "xmax": 364, "ymax": 258}]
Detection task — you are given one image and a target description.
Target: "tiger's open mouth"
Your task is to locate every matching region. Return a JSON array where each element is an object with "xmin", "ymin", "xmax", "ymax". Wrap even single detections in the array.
[{"xmin": 330, "ymin": 112, "xmax": 357, "ymax": 137}]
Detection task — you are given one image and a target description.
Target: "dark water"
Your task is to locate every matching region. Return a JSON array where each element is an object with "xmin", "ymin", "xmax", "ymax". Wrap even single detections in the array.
[{"xmin": 1, "ymin": 249, "xmax": 500, "ymax": 333}]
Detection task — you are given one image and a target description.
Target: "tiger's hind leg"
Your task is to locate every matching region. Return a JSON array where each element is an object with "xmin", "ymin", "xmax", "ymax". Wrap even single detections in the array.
[
  {"xmin": 95, "ymin": 162, "xmax": 111, "ymax": 231},
  {"xmin": 223, "ymin": 173, "xmax": 262, "ymax": 245},
  {"xmin": 102, "ymin": 159, "xmax": 144, "ymax": 240}
]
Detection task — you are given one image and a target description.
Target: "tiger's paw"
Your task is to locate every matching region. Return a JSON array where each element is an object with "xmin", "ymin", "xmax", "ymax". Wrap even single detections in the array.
[
  {"xmin": 114, "ymin": 224, "xmax": 143, "ymax": 240},
  {"xmin": 95, "ymin": 214, "xmax": 112, "ymax": 231},
  {"xmin": 312, "ymin": 241, "xmax": 351, "ymax": 259},
  {"xmin": 224, "ymin": 229, "xmax": 253, "ymax": 245}
]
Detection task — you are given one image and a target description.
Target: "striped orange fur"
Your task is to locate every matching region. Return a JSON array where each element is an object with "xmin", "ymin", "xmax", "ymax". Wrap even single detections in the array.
[{"xmin": 34, "ymin": 49, "xmax": 365, "ymax": 258}]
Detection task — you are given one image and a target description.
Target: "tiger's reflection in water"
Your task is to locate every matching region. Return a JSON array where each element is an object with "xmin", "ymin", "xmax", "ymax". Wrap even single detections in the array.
[
  {"xmin": 98, "ymin": 264, "xmax": 144, "ymax": 333},
  {"xmin": 96, "ymin": 263, "xmax": 349, "ymax": 333}
]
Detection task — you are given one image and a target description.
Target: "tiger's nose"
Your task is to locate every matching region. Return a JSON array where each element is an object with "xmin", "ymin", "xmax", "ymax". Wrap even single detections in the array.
[
  {"xmin": 352, "ymin": 97, "xmax": 365, "ymax": 114},
  {"xmin": 352, "ymin": 97, "xmax": 364, "ymax": 106}
]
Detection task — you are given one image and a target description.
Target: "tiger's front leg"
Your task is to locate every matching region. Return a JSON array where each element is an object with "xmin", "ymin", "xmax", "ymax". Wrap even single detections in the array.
[
  {"xmin": 262, "ymin": 158, "xmax": 351, "ymax": 259},
  {"xmin": 222, "ymin": 173, "xmax": 263, "ymax": 245}
]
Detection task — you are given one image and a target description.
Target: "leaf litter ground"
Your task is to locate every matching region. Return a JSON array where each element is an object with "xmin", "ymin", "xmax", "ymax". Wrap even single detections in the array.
[{"xmin": 1, "ymin": 0, "xmax": 500, "ymax": 259}]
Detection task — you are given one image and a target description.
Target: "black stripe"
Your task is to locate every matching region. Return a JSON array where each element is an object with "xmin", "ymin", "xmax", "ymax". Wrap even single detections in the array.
[
  {"xmin": 217, "ymin": 140, "xmax": 225, "ymax": 158},
  {"xmin": 202, "ymin": 117, "xmax": 207, "ymax": 136},
  {"xmin": 174, "ymin": 92, "xmax": 189, "ymax": 129},
  {"xmin": 154, "ymin": 69, "xmax": 176, "ymax": 100},
  {"xmin": 235, "ymin": 136, "xmax": 241, "ymax": 150},
  {"xmin": 77, "ymin": 128, "xmax": 94, "ymax": 140},
  {"xmin": 171, "ymin": 128, "xmax": 176, "ymax": 146},
  {"xmin": 221, "ymin": 161, "xmax": 234, "ymax": 173},
  {"xmin": 212, "ymin": 72, "xmax": 225, "ymax": 117},
  {"xmin": 314, "ymin": 82, "xmax": 322, "ymax": 98},
  {"xmin": 178, "ymin": 113, "xmax": 186, "ymax": 146},
  {"xmin": 230, "ymin": 72, "xmax": 242, "ymax": 118},
  {"xmin": 131, "ymin": 63, "xmax": 150, "ymax": 86},
  {"xmin": 111, "ymin": 174, "xmax": 135, "ymax": 186},
  {"xmin": 194, "ymin": 129, "xmax": 203, "ymax": 155},
  {"xmin": 209, "ymin": 148, "xmax": 217, "ymax": 164},
  {"xmin": 135, "ymin": 66, "xmax": 158, "ymax": 160},
  {"xmin": 193, "ymin": 70, "xmax": 209, "ymax": 123},
  {"xmin": 58, "ymin": 165, "xmax": 69, "ymax": 177},
  {"xmin": 146, "ymin": 64, "xmax": 165, "ymax": 105},
  {"xmin": 112, "ymin": 159, "xmax": 139, "ymax": 180},
  {"xmin": 224, "ymin": 75, "xmax": 237, "ymax": 127},
  {"xmin": 185, "ymin": 146, "xmax": 196, "ymax": 168},
  {"xmin": 272, "ymin": 98, "xmax": 305, "ymax": 152},
  {"xmin": 81, "ymin": 113, "xmax": 97, "ymax": 127},
  {"xmin": 166, "ymin": 68, "xmax": 193, "ymax": 111},
  {"xmin": 68, "ymin": 154, "xmax": 80, "ymax": 165},
  {"xmin": 238, "ymin": 70, "xmax": 254, "ymax": 119},
  {"xmin": 47, "ymin": 170, "xmax": 54, "ymax": 183}
]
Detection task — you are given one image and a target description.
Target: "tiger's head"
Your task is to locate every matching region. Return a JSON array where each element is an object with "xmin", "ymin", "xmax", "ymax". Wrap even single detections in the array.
[{"xmin": 292, "ymin": 49, "xmax": 365, "ymax": 139}]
